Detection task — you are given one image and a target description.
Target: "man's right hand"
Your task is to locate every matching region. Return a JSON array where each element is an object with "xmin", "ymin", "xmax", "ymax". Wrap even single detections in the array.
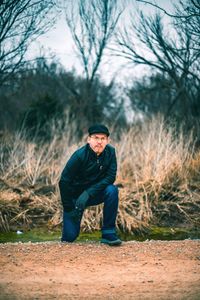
[
  {"xmin": 66, "ymin": 208, "xmax": 83, "ymax": 223},
  {"xmin": 75, "ymin": 191, "xmax": 89, "ymax": 211},
  {"xmin": 65, "ymin": 191, "xmax": 89, "ymax": 223}
]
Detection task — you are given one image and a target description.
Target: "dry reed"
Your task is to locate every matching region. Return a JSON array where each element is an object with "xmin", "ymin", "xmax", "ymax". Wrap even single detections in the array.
[{"xmin": 0, "ymin": 116, "xmax": 199, "ymax": 233}]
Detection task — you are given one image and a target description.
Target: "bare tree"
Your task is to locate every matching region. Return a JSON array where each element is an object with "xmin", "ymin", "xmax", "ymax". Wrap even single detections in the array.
[
  {"xmin": 63, "ymin": 0, "xmax": 123, "ymax": 131},
  {"xmin": 175, "ymin": 0, "xmax": 200, "ymax": 44},
  {"xmin": 65, "ymin": 0, "xmax": 122, "ymax": 85},
  {"xmin": 0, "ymin": 0, "xmax": 57, "ymax": 86},
  {"xmin": 115, "ymin": 3, "xmax": 200, "ymax": 119},
  {"xmin": 135, "ymin": 0, "xmax": 200, "ymax": 45}
]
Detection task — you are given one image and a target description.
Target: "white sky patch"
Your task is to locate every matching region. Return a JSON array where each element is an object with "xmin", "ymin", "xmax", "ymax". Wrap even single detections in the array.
[{"xmin": 26, "ymin": 0, "xmax": 176, "ymax": 84}]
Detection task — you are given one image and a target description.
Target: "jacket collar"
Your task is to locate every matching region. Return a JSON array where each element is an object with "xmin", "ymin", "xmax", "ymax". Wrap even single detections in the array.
[{"xmin": 87, "ymin": 143, "xmax": 107, "ymax": 159}]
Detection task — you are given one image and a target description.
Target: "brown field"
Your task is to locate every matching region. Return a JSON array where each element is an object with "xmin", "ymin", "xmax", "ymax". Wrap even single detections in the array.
[{"xmin": 1, "ymin": 118, "xmax": 200, "ymax": 233}]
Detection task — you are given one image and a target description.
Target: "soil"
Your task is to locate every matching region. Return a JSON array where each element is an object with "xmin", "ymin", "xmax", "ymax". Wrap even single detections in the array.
[{"xmin": 0, "ymin": 240, "xmax": 200, "ymax": 300}]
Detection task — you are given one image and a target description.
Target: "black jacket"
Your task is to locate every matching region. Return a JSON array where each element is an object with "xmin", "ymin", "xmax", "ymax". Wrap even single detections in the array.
[{"xmin": 59, "ymin": 143, "xmax": 117, "ymax": 209}]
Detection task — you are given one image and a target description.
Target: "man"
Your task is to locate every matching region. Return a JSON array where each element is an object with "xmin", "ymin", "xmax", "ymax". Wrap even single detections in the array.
[{"xmin": 59, "ymin": 124, "xmax": 122, "ymax": 246}]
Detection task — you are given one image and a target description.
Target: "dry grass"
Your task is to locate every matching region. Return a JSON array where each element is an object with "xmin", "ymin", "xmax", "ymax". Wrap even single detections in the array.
[
  {"xmin": 0, "ymin": 116, "xmax": 199, "ymax": 233},
  {"xmin": 115, "ymin": 117, "xmax": 199, "ymax": 229}
]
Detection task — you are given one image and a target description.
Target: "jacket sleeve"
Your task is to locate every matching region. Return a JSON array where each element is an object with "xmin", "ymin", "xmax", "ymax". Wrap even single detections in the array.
[
  {"xmin": 59, "ymin": 152, "xmax": 81, "ymax": 207},
  {"xmin": 86, "ymin": 149, "xmax": 117, "ymax": 198}
]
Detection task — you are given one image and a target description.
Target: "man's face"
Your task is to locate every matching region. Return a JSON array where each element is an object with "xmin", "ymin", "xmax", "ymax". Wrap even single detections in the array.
[{"xmin": 87, "ymin": 133, "xmax": 109, "ymax": 155}]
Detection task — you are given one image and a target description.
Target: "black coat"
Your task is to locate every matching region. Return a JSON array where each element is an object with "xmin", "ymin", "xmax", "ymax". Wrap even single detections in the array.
[{"xmin": 59, "ymin": 143, "xmax": 117, "ymax": 210}]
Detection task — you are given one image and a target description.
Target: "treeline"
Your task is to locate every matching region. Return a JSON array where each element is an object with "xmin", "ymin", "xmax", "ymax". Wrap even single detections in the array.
[
  {"xmin": 0, "ymin": 59, "xmax": 126, "ymax": 139},
  {"xmin": 0, "ymin": 0, "xmax": 200, "ymax": 140},
  {"xmin": 1, "ymin": 59, "xmax": 199, "ymax": 141}
]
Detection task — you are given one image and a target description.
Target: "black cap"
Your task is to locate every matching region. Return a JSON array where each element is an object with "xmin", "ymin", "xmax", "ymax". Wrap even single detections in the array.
[{"xmin": 88, "ymin": 124, "xmax": 110, "ymax": 136}]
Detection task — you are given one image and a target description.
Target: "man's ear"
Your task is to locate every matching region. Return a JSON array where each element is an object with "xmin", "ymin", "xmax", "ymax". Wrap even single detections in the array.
[{"xmin": 87, "ymin": 135, "xmax": 90, "ymax": 143}]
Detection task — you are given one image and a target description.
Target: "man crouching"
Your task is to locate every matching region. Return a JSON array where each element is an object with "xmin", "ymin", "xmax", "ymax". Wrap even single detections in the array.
[{"xmin": 59, "ymin": 124, "xmax": 122, "ymax": 246}]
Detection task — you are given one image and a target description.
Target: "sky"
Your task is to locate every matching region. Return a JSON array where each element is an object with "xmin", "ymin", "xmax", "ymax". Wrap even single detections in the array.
[{"xmin": 27, "ymin": 0, "xmax": 176, "ymax": 85}]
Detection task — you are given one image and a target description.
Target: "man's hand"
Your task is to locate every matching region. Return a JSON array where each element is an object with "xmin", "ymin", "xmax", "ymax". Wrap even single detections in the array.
[
  {"xmin": 66, "ymin": 209, "xmax": 82, "ymax": 223},
  {"xmin": 75, "ymin": 191, "xmax": 89, "ymax": 211},
  {"xmin": 66, "ymin": 191, "xmax": 89, "ymax": 223}
]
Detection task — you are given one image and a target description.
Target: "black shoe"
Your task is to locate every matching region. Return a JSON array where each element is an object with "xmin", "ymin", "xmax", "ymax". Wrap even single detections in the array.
[{"xmin": 101, "ymin": 233, "xmax": 122, "ymax": 246}]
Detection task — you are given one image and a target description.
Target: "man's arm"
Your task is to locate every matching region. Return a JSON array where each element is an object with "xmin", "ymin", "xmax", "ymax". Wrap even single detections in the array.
[
  {"xmin": 59, "ymin": 152, "xmax": 81, "ymax": 209},
  {"xmin": 60, "ymin": 152, "xmax": 80, "ymax": 183}
]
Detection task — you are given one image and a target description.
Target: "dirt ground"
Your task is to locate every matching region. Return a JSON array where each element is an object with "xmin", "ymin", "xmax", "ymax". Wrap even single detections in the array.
[{"xmin": 0, "ymin": 240, "xmax": 200, "ymax": 300}]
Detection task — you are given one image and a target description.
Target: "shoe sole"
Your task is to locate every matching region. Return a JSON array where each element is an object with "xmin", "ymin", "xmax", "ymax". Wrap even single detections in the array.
[{"xmin": 101, "ymin": 238, "xmax": 122, "ymax": 246}]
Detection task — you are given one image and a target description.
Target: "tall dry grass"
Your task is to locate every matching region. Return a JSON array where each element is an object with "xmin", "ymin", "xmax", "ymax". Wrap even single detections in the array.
[
  {"xmin": 115, "ymin": 116, "xmax": 199, "ymax": 231},
  {"xmin": 0, "ymin": 116, "xmax": 199, "ymax": 233}
]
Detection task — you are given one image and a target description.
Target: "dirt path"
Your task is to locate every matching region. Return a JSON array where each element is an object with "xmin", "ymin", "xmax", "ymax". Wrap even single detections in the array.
[{"xmin": 0, "ymin": 240, "xmax": 200, "ymax": 300}]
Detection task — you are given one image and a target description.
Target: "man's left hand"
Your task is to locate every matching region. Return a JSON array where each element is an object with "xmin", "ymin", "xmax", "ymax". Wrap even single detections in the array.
[{"xmin": 75, "ymin": 191, "xmax": 89, "ymax": 211}]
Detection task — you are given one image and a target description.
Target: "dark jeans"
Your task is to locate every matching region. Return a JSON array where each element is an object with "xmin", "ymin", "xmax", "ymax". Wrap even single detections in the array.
[{"xmin": 61, "ymin": 184, "xmax": 118, "ymax": 242}]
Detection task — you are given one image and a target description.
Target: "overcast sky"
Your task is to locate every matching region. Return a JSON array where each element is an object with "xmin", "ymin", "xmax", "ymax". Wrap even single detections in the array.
[{"xmin": 27, "ymin": 0, "xmax": 176, "ymax": 85}]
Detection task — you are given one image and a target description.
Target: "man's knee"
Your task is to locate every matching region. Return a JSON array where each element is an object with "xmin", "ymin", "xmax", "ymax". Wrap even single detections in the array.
[
  {"xmin": 105, "ymin": 184, "xmax": 118, "ymax": 196},
  {"xmin": 62, "ymin": 231, "xmax": 79, "ymax": 243},
  {"xmin": 62, "ymin": 211, "xmax": 80, "ymax": 242}
]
